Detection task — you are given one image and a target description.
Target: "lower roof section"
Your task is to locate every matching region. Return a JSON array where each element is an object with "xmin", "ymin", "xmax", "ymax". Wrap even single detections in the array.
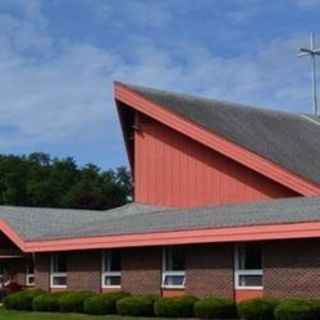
[{"xmin": 1, "ymin": 196, "xmax": 320, "ymax": 252}]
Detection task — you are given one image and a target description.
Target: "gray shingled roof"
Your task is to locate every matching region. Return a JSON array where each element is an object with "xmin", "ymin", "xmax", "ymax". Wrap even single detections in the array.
[
  {"xmin": 0, "ymin": 203, "xmax": 165, "ymax": 241},
  {"xmin": 119, "ymin": 82, "xmax": 320, "ymax": 184},
  {"xmin": 2, "ymin": 197, "xmax": 320, "ymax": 241}
]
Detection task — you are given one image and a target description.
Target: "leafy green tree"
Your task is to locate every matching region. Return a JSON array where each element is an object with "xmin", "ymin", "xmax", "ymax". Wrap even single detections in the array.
[{"xmin": 0, "ymin": 153, "xmax": 132, "ymax": 210}]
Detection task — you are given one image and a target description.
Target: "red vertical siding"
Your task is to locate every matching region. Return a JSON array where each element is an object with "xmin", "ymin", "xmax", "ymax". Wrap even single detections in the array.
[{"xmin": 134, "ymin": 114, "xmax": 298, "ymax": 207}]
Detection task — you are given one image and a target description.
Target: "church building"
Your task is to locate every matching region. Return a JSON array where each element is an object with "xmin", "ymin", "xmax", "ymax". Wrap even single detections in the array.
[{"xmin": 1, "ymin": 81, "xmax": 320, "ymax": 301}]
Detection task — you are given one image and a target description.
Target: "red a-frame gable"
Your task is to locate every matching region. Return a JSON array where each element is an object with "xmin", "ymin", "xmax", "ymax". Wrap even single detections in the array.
[
  {"xmin": 134, "ymin": 114, "xmax": 297, "ymax": 207},
  {"xmin": 115, "ymin": 82, "xmax": 320, "ymax": 208}
]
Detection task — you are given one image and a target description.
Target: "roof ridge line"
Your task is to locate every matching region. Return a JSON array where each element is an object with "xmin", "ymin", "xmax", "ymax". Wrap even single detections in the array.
[
  {"xmin": 116, "ymin": 81, "xmax": 300, "ymax": 118},
  {"xmin": 300, "ymin": 114, "xmax": 320, "ymax": 126}
]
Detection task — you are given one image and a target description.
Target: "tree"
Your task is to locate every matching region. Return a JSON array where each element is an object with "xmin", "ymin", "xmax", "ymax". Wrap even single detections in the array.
[{"xmin": 0, "ymin": 153, "xmax": 132, "ymax": 210}]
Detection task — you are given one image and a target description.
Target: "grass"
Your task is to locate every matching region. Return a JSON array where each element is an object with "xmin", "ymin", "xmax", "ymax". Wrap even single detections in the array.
[{"xmin": 0, "ymin": 309, "xmax": 164, "ymax": 320}]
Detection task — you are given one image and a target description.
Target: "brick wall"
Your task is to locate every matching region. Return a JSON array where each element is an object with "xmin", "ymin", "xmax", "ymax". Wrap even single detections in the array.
[
  {"xmin": 264, "ymin": 239, "xmax": 320, "ymax": 299},
  {"xmin": 14, "ymin": 258, "xmax": 26, "ymax": 286},
  {"xmin": 35, "ymin": 253, "xmax": 50, "ymax": 290},
  {"xmin": 185, "ymin": 243, "xmax": 234, "ymax": 298},
  {"xmin": 67, "ymin": 250, "xmax": 101, "ymax": 291},
  {"xmin": 122, "ymin": 247, "xmax": 161, "ymax": 295},
  {"xmin": 31, "ymin": 239, "xmax": 320, "ymax": 298}
]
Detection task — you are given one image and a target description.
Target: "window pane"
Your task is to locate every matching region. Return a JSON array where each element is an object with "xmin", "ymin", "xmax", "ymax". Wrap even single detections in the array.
[
  {"xmin": 27, "ymin": 276, "xmax": 35, "ymax": 285},
  {"xmin": 27, "ymin": 256, "xmax": 34, "ymax": 274},
  {"xmin": 239, "ymin": 275, "xmax": 262, "ymax": 287},
  {"xmin": 110, "ymin": 250, "xmax": 121, "ymax": 272},
  {"xmin": 0, "ymin": 263, "xmax": 5, "ymax": 274},
  {"xmin": 54, "ymin": 254, "xmax": 67, "ymax": 273},
  {"xmin": 105, "ymin": 276, "xmax": 121, "ymax": 286},
  {"xmin": 103, "ymin": 252, "xmax": 109, "ymax": 272},
  {"xmin": 164, "ymin": 275, "xmax": 184, "ymax": 286},
  {"xmin": 104, "ymin": 250, "xmax": 121, "ymax": 272},
  {"xmin": 53, "ymin": 276, "xmax": 67, "ymax": 286},
  {"xmin": 239, "ymin": 243, "xmax": 262, "ymax": 270},
  {"xmin": 165, "ymin": 247, "xmax": 185, "ymax": 271}
]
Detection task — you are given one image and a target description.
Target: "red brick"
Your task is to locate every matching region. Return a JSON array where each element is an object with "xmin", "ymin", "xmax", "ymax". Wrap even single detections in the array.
[
  {"xmin": 67, "ymin": 250, "xmax": 101, "ymax": 291},
  {"xmin": 186, "ymin": 243, "xmax": 234, "ymax": 298},
  {"xmin": 264, "ymin": 239, "xmax": 320, "ymax": 299},
  {"xmin": 35, "ymin": 253, "xmax": 50, "ymax": 290},
  {"xmin": 122, "ymin": 247, "xmax": 161, "ymax": 295}
]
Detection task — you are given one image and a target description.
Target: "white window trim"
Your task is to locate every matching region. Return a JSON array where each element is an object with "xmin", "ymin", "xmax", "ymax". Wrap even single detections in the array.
[
  {"xmin": 26, "ymin": 274, "xmax": 35, "ymax": 286},
  {"xmin": 26, "ymin": 257, "xmax": 35, "ymax": 287},
  {"xmin": 50, "ymin": 254, "xmax": 67, "ymax": 289},
  {"xmin": 101, "ymin": 251, "xmax": 121, "ymax": 289},
  {"xmin": 234, "ymin": 244, "xmax": 263, "ymax": 290},
  {"xmin": 0, "ymin": 273, "xmax": 9, "ymax": 288},
  {"xmin": 161, "ymin": 247, "xmax": 186, "ymax": 289}
]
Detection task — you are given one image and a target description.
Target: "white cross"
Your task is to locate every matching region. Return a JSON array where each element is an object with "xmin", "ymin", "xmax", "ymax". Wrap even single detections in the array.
[{"xmin": 299, "ymin": 33, "xmax": 320, "ymax": 119}]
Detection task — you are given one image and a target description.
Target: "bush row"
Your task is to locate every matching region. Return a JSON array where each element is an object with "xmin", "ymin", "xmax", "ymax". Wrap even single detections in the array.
[
  {"xmin": 4, "ymin": 290, "xmax": 320, "ymax": 320},
  {"xmin": 238, "ymin": 298, "xmax": 320, "ymax": 320},
  {"xmin": 2, "ymin": 290, "xmax": 233, "ymax": 318}
]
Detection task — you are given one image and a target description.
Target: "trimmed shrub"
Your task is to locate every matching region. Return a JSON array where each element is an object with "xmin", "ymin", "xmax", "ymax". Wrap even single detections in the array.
[
  {"xmin": 84, "ymin": 291, "xmax": 130, "ymax": 315},
  {"xmin": 33, "ymin": 292, "xmax": 66, "ymax": 312},
  {"xmin": 3, "ymin": 289, "xmax": 44, "ymax": 310},
  {"xmin": 154, "ymin": 295, "xmax": 198, "ymax": 317},
  {"xmin": 238, "ymin": 298, "xmax": 279, "ymax": 320},
  {"xmin": 310, "ymin": 300, "xmax": 320, "ymax": 319},
  {"xmin": 58, "ymin": 291, "xmax": 95, "ymax": 313},
  {"xmin": 84, "ymin": 295, "xmax": 107, "ymax": 315},
  {"xmin": 194, "ymin": 296, "xmax": 237, "ymax": 319},
  {"xmin": 117, "ymin": 295, "xmax": 156, "ymax": 316},
  {"xmin": 274, "ymin": 299, "xmax": 316, "ymax": 320}
]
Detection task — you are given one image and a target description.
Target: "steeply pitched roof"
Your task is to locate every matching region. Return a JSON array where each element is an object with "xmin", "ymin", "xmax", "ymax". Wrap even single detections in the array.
[
  {"xmin": 2, "ymin": 197, "xmax": 320, "ymax": 241},
  {"xmin": 119, "ymin": 83, "xmax": 320, "ymax": 185}
]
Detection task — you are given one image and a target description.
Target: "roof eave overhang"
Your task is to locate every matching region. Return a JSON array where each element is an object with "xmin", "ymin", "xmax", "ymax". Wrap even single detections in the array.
[
  {"xmin": 23, "ymin": 221, "xmax": 320, "ymax": 252},
  {"xmin": 0, "ymin": 220, "xmax": 26, "ymax": 252},
  {"xmin": 2, "ymin": 219, "xmax": 320, "ymax": 253},
  {"xmin": 114, "ymin": 82, "xmax": 320, "ymax": 196}
]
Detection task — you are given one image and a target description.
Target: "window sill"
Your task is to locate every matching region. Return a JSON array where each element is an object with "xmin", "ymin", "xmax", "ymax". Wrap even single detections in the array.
[
  {"xmin": 235, "ymin": 286, "xmax": 263, "ymax": 290},
  {"xmin": 102, "ymin": 285, "xmax": 121, "ymax": 289},
  {"xmin": 161, "ymin": 285, "xmax": 185, "ymax": 290}
]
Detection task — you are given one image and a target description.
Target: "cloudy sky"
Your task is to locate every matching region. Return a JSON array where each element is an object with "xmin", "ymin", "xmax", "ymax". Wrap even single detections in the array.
[{"xmin": 0, "ymin": 0, "xmax": 319, "ymax": 168}]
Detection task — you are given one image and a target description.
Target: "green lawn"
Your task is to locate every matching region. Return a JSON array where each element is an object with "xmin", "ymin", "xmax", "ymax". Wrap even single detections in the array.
[{"xmin": 0, "ymin": 309, "xmax": 163, "ymax": 320}]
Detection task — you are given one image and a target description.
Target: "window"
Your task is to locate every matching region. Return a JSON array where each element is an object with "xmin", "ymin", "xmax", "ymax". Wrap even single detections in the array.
[
  {"xmin": 26, "ymin": 255, "xmax": 35, "ymax": 286},
  {"xmin": 102, "ymin": 250, "xmax": 121, "ymax": 288},
  {"xmin": 0, "ymin": 263, "xmax": 8, "ymax": 288},
  {"xmin": 50, "ymin": 253, "xmax": 67, "ymax": 288},
  {"xmin": 162, "ymin": 246, "xmax": 185, "ymax": 288},
  {"xmin": 235, "ymin": 243, "xmax": 263, "ymax": 289}
]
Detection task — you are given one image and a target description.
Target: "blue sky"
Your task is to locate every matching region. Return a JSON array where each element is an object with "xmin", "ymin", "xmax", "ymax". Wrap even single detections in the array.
[{"xmin": 0, "ymin": 0, "xmax": 319, "ymax": 169}]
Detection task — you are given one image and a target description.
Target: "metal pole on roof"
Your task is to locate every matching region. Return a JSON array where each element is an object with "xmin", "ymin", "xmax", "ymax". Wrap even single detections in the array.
[{"xmin": 298, "ymin": 33, "xmax": 320, "ymax": 119}]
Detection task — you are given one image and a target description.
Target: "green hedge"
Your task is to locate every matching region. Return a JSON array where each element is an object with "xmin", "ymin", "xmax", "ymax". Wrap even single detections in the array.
[
  {"xmin": 33, "ymin": 292, "xmax": 66, "ymax": 312},
  {"xmin": 84, "ymin": 291, "xmax": 130, "ymax": 315},
  {"xmin": 5, "ymin": 288, "xmax": 320, "ymax": 320},
  {"xmin": 194, "ymin": 296, "xmax": 237, "ymax": 319},
  {"xmin": 117, "ymin": 295, "xmax": 156, "ymax": 316},
  {"xmin": 238, "ymin": 298, "xmax": 279, "ymax": 320},
  {"xmin": 3, "ymin": 289, "xmax": 45, "ymax": 311},
  {"xmin": 58, "ymin": 291, "xmax": 95, "ymax": 313},
  {"xmin": 312, "ymin": 301, "xmax": 320, "ymax": 319},
  {"xmin": 274, "ymin": 299, "xmax": 320, "ymax": 320},
  {"xmin": 154, "ymin": 296, "xmax": 198, "ymax": 317},
  {"xmin": 83, "ymin": 296, "xmax": 106, "ymax": 315}
]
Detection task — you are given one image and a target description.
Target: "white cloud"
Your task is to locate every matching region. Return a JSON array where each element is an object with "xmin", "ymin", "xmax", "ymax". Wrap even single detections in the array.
[
  {"xmin": 293, "ymin": 0, "xmax": 320, "ymax": 9},
  {"xmin": 92, "ymin": 0, "xmax": 172, "ymax": 28},
  {"xmin": 0, "ymin": 0, "xmax": 315, "ymax": 158}
]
